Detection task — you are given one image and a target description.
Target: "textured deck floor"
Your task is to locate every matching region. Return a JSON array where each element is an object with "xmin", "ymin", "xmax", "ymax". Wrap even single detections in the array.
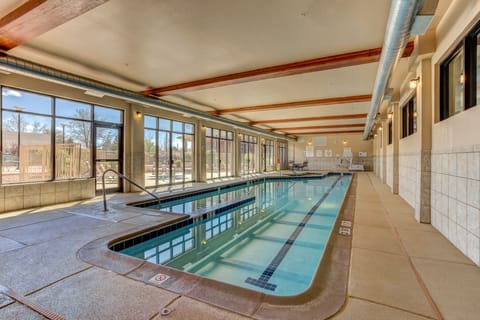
[
  {"xmin": 334, "ymin": 173, "xmax": 480, "ymax": 320},
  {"xmin": 0, "ymin": 172, "xmax": 479, "ymax": 319}
]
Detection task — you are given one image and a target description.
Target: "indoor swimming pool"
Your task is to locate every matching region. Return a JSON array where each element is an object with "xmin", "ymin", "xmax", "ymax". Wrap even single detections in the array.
[{"xmin": 115, "ymin": 174, "xmax": 352, "ymax": 296}]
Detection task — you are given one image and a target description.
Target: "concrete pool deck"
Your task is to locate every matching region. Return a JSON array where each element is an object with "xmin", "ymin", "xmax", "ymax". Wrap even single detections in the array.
[{"xmin": 0, "ymin": 172, "xmax": 479, "ymax": 319}]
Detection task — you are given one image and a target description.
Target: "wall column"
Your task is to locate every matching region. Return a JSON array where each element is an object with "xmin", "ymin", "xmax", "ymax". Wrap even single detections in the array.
[
  {"xmin": 129, "ymin": 104, "xmax": 145, "ymax": 192},
  {"xmin": 392, "ymin": 102, "xmax": 400, "ymax": 194},
  {"xmin": 196, "ymin": 120, "xmax": 206, "ymax": 182},
  {"xmin": 381, "ymin": 119, "xmax": 388, "ymax": 183},
  {"xmin": 234, "ymin": 130, "xmax": 241, "ymax": 177},
  {"xmin": 416, "ymin": 56, "xmax": 433, "ymax": 223}
]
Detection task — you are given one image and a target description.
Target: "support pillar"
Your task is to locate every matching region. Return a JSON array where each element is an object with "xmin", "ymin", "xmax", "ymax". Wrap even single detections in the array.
[{"xmin": 392, "ymin": 102, "xmax": 400, "ymax": 194}]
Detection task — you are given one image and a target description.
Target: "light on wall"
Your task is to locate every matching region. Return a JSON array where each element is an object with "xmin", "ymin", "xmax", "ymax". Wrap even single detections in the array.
[
  {"xmin": 459, "ymin": 73, "xmax": 465, "ymax": 84},
  {"xmin": 387, "ymin": 113, "xmax": 393, "ymax": 119},
  {"xmin": 135, "ymin": 111, "xmax": 142, "ymax": 119},
  {"xmin": 342, "ymin": 139, "xmax": 348, "ymax": 145},
  {"xmin": 409, "ymin": 76, "xmax": 420, "ymax": 89}
]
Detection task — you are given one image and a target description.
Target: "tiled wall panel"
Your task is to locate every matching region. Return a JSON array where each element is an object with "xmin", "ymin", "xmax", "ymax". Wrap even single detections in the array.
[
  {"xmin": 431, "ymin": 146, "xmax": 480, "ymax": 265},
  {"xmin": 0, "ymin": 179, "xmax": 96, "ymax": 213}
]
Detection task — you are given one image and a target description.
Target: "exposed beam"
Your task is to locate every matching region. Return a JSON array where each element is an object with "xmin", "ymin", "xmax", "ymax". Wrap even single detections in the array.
[
  {"xmin": 0, "ymin": 0, "xmax": 109, "ymax": 51},
  {"xmin": 274, "ymin": 123, "xmax": 365, "ymax": 132},
  {"xmin": 250, "ymin": 113, "xmax": 368, "ymax": 125},
  {"xmin": 294, "ymin": 130, "xmax": 364, "ymax": 135},
  {"xmin": 143, "ymin": 42, "xmax": 414, "ymax": 96},
  {"xmin": 209, "ymin": 94, "xmax": 371, "ymax": 115}
]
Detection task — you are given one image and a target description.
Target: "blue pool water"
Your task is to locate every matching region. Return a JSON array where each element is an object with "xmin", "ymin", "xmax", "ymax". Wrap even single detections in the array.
[{"xmin": 119, "ymin": 174, "xmax": 351, "ymax": 296}]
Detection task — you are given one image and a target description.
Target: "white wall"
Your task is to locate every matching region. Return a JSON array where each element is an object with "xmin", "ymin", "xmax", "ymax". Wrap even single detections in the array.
[
  {"xmin": 398, "ymin": 134, "xmax": 420, "ymax": 210},
  {"xmin": 386, "ymin": 145, "xmax": 393, "ymax": 189}
]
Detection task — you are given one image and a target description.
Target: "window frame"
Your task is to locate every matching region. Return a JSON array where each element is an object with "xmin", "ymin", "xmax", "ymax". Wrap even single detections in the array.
[
  {"xmin": 388, "ymin": 120, "xmax": 392, "ymax": 145},
  {"xmin": 401, "ymin": 96, "xmax": 417, "ymax": 138},
  {"xmin": 440, "ymin": 20, "xmax": 480, "ymax": 121},
  {"xmin": 143, "ymin": 115, "xmax": 195, "ymax": 186},
  {"xmin": 1, "ymin": 86, "xmax": 124, "ymax": 185},
  {"xmin": 205, "ymin": 127, "xmax": 234, "ymax": 179}
]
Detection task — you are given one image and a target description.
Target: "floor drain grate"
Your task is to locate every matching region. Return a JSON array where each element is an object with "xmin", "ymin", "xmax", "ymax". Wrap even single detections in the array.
[{"xmin": 0, "ymin": 284, "xmax": 64, "ymax": 320}]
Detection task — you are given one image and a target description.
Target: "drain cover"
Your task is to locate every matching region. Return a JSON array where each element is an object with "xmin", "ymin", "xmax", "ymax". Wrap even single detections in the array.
[{"xmin": 160, "ymin": 308, "xmax": 172, "ymax": 316}]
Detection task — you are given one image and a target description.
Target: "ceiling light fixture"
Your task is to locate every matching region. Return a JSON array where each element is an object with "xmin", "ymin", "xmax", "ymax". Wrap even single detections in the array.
[{"xmin": 84, "ymin": 90, "xmax": 105, "ymax": 98}]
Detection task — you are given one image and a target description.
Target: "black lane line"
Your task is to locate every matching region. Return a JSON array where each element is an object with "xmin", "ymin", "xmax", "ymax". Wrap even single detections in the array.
[{"xmin": 245, "ymin": 176, "xmax": 342, "ymax": 291}]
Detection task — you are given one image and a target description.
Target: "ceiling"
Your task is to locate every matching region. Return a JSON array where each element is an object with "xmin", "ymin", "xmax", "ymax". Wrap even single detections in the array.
[{"xmin": 0, "ymin": 0, "xmax": 450, "ymax": 138}]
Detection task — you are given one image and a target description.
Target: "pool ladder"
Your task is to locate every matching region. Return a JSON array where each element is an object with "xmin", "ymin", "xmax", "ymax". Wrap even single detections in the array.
[{"xmin": 101, "ymin": 168, "xmax": 160, "ymax": 212}]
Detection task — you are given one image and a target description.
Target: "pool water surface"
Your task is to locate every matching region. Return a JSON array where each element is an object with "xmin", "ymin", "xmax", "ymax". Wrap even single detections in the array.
[{"xmin": 118, "ymin": 174, "xmax": 351, "ymax": 296}]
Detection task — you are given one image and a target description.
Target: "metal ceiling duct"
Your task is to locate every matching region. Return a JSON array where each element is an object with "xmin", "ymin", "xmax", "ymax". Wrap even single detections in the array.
[{"xmin": 363, "ymin": 0, "xmax": 423, "ymax": 140}]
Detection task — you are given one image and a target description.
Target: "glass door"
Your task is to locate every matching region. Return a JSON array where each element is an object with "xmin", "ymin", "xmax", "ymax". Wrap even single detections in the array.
[
  {"xmin": 158, "ymin": 130, "xmax": 171, "ymax": 184},
  {"xmin": 171, "ymin": 132, "xmax": 184, "ymax": 184},
  {"xmin": 95, "ymin": 126, "xmax": 122, "ymax": 192}
]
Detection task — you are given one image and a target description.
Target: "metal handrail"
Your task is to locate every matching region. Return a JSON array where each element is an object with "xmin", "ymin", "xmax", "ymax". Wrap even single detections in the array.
[{"xmin": 102, "ymin": 168, "xmax": 160, "ymax": 212}]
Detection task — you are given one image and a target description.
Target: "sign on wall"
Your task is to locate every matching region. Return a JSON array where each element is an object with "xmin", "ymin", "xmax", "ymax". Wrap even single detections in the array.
[
  {"xmin": 305, "ymin": 146, "xmax": 314, "ymax": 157},
  {"xmin": 313, "ymin": 136, "xmax": 327, "ymax": 146}
]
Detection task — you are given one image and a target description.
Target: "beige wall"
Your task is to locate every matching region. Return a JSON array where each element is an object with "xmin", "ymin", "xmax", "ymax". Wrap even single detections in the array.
[{"xmin": 290, "ymin": 133, "xmax": 373, "ymax": 171}]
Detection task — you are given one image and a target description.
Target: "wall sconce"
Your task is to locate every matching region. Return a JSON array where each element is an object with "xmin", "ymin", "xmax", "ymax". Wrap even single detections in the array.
[
  {"xmin": 388, "ymin": 113, "xmax": 393, "ymax": 119},
  {"xmin": 459, "ymin": 73, "xmax": 465, "ymax": 84},
  {"xmin": 342, "ymin": 139, "xmax": 348, "ymax": 145},
  {"xmin": 409, "ymin": 77, "xmax": 420, "ymax": 89},
  {"xmin": 135, "ymin": 111, "xmax": 142, "ymax": 119},
  {"xmin": 378, "ymin": 127, "xmax": 382, "ymax": 131}
]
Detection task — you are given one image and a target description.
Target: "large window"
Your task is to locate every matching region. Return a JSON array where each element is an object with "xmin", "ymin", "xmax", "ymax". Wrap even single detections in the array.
[
  {"xmin": 262, "ymin": 139, "xmax": 274, "ymax": 172},
  {"xmin": 401, "ymin": 97, "xmax": 417, "ymax": 138},
  {"xmin": 1, "ymin": 87, "xmax": 123, "ymax": 185},
  {"xmin": 277, "ymin": 141, "xmax": 287, "ymax": 169},
  {"xmin": 205, "ymin": 127, "xmax": 233, "ymax": 179},
  {"xmin": 55, "ymin": 99, "xmax": 92, "ymax": 180},
  {"xmin": 388, "ymin": 120, "xmax": 392, "ymax": 145},
  {"xmin": 144, "ymin": 116, "xmax": 194, "ymax": 186},
  {"xmin": 440, "ymin": 20, "xmax": 480, "ymax": 120},
  {"xmin": 239, "ymin": 134, "xmax": 257, "ymax": 175}
]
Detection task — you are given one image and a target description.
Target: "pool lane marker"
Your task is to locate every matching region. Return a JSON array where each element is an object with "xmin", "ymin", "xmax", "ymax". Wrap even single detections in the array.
[{"xmin": 245, "ymin": 176, "xmax": 342, "ymax": 291}]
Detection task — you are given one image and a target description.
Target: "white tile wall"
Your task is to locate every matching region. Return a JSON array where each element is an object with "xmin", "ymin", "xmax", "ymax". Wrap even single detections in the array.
[
  {"xmin": 399, "ymin": 153, "xmax": 419, "ymax": 211},
  {"xmin": 431, "ymin": 148, "xmax": 480, "ymax": 265},
  {"xmin": 0, "ymin": 179, "xmax": 96, "ymax": 214},
  {"xmin": 386, "ymin": 154, "xmax": 393, "ymax": 189}
]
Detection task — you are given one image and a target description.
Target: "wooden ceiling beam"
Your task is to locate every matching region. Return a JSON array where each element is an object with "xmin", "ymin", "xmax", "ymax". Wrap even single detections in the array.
[
  {"xmin": 250, "ymin": 113, "xmax": 368, "ymax": 125},
  {"xmin": 293, "ymin": 130, "xmax": 364, "ymax": 135},
  {"xmin": 143, "ymin": 42, "xmax": 414, "ymax": 96},
  {"xmin": 0, "ymin": 0, "xmax": 109, "ymax": 51},
  {"xmin": 273, "ymin": 123, "xmax": 365, "ymax": 131},
  {"xmin": 209, "ymin": 94, "xmax": 371, "ymax": 115}
]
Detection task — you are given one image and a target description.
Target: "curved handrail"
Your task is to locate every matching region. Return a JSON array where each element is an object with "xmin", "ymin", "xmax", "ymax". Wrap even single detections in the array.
[{"xmin": 102, "ymin": 168, "xmax": 160, "ymax": 212}]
